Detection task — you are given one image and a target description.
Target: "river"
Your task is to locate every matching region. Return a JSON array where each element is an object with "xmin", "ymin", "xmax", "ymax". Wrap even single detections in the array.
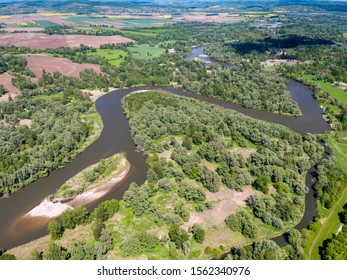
[{"xmin": 0, "ymin": 47, "xmax": 330, "ymax": 250}]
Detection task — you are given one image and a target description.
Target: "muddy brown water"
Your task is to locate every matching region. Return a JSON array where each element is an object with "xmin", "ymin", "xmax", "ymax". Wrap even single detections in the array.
[{"xmin": 0, "ymin": 47, "xmax": 331, "ymax": 250}]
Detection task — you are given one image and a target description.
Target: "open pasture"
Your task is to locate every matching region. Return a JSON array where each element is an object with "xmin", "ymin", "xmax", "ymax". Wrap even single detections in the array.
[
  {"xmin": 128, "ymin": 44, "xmax": 165, "ymax": 60},
  {"xmin": 87, "ymin": 49, "xmax": 128, "ymax": 66}
]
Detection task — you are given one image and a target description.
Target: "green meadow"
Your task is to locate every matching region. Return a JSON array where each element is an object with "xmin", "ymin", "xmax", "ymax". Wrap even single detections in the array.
[
  {"xmin": 128, "ymin": 44, "xmax": 165, "ymax": 60},
  {"xmin": 88, "ymin": 49, "xmax": 128, "ymax": 66}
]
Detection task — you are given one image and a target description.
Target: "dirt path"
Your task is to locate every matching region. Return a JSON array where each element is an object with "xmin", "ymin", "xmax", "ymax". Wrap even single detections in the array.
[{"xmin": 307, "ymin": 186, "xmax": 347, "ymax": 259}]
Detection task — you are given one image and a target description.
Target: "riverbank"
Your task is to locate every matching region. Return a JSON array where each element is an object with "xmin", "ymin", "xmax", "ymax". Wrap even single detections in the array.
[
  {"xmin": 0, "ymin": 81, "xmax": 330, "ymax": 251},
  {"xmin": 26, "ymin": 154, "xmax": 129, "ymax": 218}
]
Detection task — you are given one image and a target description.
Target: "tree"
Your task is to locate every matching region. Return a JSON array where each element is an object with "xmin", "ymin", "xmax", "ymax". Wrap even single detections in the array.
[
  {"xmin": 44, "ymin": 242, "xmax": 69, "ymax": 260},
  {"xmin": 320, "ymin": 230, "xmax": 347, "ymax": 260},
  {"xmin": 192, "ymin": 224, "xmax": 205, "ymax": 243},
  {"xmin": 121, "ymin": 237, "xmax": 141, "ymax": 257},
  {"xmin": 123, "ymin": 183, "xmax": 150, "ymax": 216},
  {"xmin": 70, "ymin": 242, "xmax": 94, "ymax": 260},
  {"xmin": 231, "ymin": 240, "xmax": 282, "ymax": 260},
  {"xmin": 61, "ymin": 206, "xmax": 89, "ymax": 229},
  {"xmin": 92, "ymin": 219, "xmax": 105, "ymax": 241},
  {"xmin": 253, "ymin": 175, "xmax": 270, "ymax": 194},
  {"xmin": 168, "ymin": 224, "xmax": 190, "ymax": 250},
  {"xmin": 48, "ymin": 220, "xmax": 63, "ymax": 240}
]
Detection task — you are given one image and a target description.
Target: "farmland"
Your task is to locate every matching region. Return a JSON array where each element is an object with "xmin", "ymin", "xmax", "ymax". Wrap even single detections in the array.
[
  {"xmin": 25, "ymin": 55, "xmax": 102, "ymax": 81},
  {"xmin": 0, "ymin": 33, "xmax": 134, "ymax": 49},
  {"xmin": 0, "ymin": 73, "xmax": 19, "ymax": 102}
]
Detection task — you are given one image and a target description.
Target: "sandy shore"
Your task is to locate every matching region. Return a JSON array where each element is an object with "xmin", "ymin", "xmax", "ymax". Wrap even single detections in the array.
[
  {"xmin": 82, "ymin": 87, "xmax": 118, "ymax": 102},
  {"xmin": 25, "ymin": 162, "xmax": 130, "ymax": 218},
  {"xmin": 27, "ymin": 198, "xmax": 73, "ymax": 218}
]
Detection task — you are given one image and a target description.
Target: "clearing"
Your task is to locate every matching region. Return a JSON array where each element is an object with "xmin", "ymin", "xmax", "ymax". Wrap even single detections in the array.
[
  {"xmin": 0, "ymin": 73, "xmax": 19, "ymax": 102},
  {"xmin": 128, "ymin": 44, "xmax": 165, "ymax": 60},
  {"xmin": 182, "ymin": 186, "xmax": 259, "ymax": 230},
  {"xmin": 87, "ymin": 49, "xmax": 128, "ymax": 66}
]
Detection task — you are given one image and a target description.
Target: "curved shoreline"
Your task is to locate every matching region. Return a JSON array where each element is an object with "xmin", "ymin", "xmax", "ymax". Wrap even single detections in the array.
[
  {"xmin": 0, "ymin": 81, "xmax": 330, "ymax": 250},
  {"xmin": 26, "ymin": 160, "xmax": 130, "ymax": 219}
]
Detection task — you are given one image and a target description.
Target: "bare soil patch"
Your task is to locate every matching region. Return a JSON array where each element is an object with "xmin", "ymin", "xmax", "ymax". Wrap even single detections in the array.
[
  {"xmin": 0, "ymin": 33, "xmax": 134, "ymax": 49},
  {"xmin": 0, "ymin": 73, "xmax": 19, "ymax": 102},
  {"xmin": 19, "ymin": 119, "xmax": 33, "ymax": 128},
  {"xmin": 231, "ymin": 147, "xmax": 257, "ymax": 160},
  {"xmin": 82, "ymin": 87, "xmax": 117, "ymax": 102},
  {"xmin": 2, "ymin": 27, "xmax": 45, "ymax": 32},
  {"xmin": 26, "ymin": 55, "xmax": 102, "ymax": 82},
  {"xmin": 261, "ymin": 59, "xmax": 299, "ymax": 67},
  {"xmin": 336, "ymin": 82, "xmax": 347, "ymax": 90},
  {"xmin": 182, "ymin": 186, "xmax": 259, "ymax": 230}
]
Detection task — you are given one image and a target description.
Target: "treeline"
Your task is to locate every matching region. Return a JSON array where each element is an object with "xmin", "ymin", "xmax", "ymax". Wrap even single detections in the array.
[
  {"xmin": 34, "ymin": 200, "xmax": 119, "ymax": 260},
  {"xmin": 226, "ymin": 228, "xmax": 305, "ymax": 260},
  {"xmin": 319, "ymin": 203, "xmax": 347, "ymax": 260},
  {"xmin": 0, "ymin": 98, "xmax": 91, "ymax": 196},
  {"xmin": 172, "ymin": 58, "xmax": 301, "ymax": 115},
  {"xmin": 0, "ymin": 54, "xmax": 29, "ymax": 75},
  {"xmin": 279, "ymin": 46, "xmax": 347, "ymax": 84}
]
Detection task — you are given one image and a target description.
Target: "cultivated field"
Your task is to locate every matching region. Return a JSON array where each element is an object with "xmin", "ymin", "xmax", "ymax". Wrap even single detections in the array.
[
  {"xmin": 0, "ymin": 33, "xmax": 134, "ymax": 49},
  {"xmin": 0, "ymin": 73, "xmax": 19, "ymax": 102},
  {"xmin": 1, "ymin": 27, "xmax": 45, "ymax": 32},
  {"xmin": 0, "ymin": 14, "xmax": 78, "ymax": 26},
  {"xmin": 25, "ymin": 55, "xmax": 102, "ymax": 81},
  {"xmin": 179, "ymin": 13, "xmax": 244, "ymax": 23}
]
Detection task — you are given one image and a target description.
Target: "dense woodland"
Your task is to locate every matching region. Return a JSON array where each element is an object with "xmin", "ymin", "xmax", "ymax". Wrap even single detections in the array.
[{"xmin": 0, "ymin": 98, "xmax": 91, "ymax": 196}]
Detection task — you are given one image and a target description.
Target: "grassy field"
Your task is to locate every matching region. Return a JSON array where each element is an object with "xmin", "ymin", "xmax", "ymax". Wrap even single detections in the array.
[
  {"xmin": 305, "ymin": 135, "xmax": 347, "ymax": 259},
  {"xmin": 36, "ymin": 20, "xmax": 59, "ymax": 27},
  {"xmin": 306, "ymin": 185, "xmax": 347, "ymax": 259},
  {"xmin": 119, "ymin": 18, "xmax": 170, "ymax": 27},
  {"xmin": 302, "ymin": 75, "xmax": 347, "ymax": 104},
  {"xmin": 328, "ymin": 134, "xmax": 347, "ymax": 170},
  {"xmin": 128, "ymin": 44, "xmax": 165, "ymax": 60},
  {"xmin": 88, "ymin": 49, "xmax": 127, "ymax": 66},
  {"xmin": 66, "ymin": 16, "xmax": 171, "ymax": 28},
  {"xmin": 66, "ymin": 16, "xmax": 112, "ymax": 25}
]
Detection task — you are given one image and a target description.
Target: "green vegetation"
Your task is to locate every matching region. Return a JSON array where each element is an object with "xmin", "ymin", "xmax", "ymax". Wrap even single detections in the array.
[
  {"xmin": 0, "ymin": 98, "xmax": 91, "ymax": 197},
  {"xmin": 61, "ymin": 206, "xmax": 89, "ymax": 229},
  {"xmin": 48, "ymin": 220, "xmax": 64, "ymax": 241},
  {"xmin": 1, "ymin": 1, "xmax": 347, "ymax": 261},
  {"xmin": 128, "ymin": 44, "xmax": 165, "ymax": 60},
  {"xmin": 0, "ymin": 248, "xmax": 16, "ymax": 260},
  {"xmin": 87, "ymin": 49, "xmax": 127, "ymax": 66},
  {"xmin": 302, "ymin": 75, "xmax": 347, "ymax": 105},
  {"xmin": 318, "ymin": 201, "xmax": 347, "ymax": 260},
  {"xmin": 302, "ymin": 135, "xmax": 347, "ymax": 259},
  {"xmin": 53, "ymin": 153, "xmax": 127, "ymax": 200},
  {"xmin": 35, "ymin": 20, "xmax": 59, "ymax": 27}
]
